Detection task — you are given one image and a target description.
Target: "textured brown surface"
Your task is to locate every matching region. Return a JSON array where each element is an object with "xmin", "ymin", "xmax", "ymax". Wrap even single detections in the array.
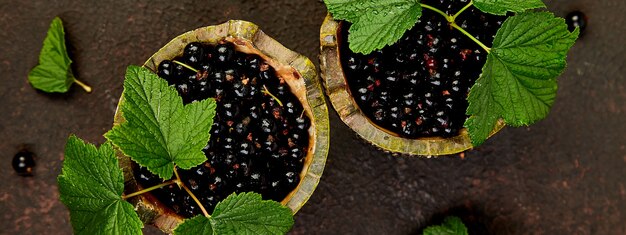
[{"xmin": 0, "ymin": 0, "xmax": 624, "ymax": 234}]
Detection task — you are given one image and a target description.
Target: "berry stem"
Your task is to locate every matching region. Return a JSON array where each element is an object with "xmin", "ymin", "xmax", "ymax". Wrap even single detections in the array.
[
  {"xmin": 74, "ymin": 79, "xmax": 92, "ymax": 93},
  {"xmin": 262, "ymin": 85, "xmax": 284, "ymax": 106},
  {"xmin": 173, "ymin": 166, "xmax": 210, "ymax": 218},
  {"xmin": 173, "ymin": 165, "xmax": 183, "ymax": 187},
  {"xmin": 452, "ymin": 0, "xmax": 474, "ymax": 21},
  {"xmin": 121, "ymin": 180, "xmax": 177, "ymax": 200},
  {"xmin": 420, "ymin": 3, "xmax": 452, "ymax": 22},
  {"xmin": 451, "ymin": 22, "xmax": 491, "ymax": 53},
  {"xmin": 172, "ymin": 60, "xmax": 199, "ymax": 73},
  {"xmin": 421, "ymin": 1, "xmax": 491, "ymax": 53}
]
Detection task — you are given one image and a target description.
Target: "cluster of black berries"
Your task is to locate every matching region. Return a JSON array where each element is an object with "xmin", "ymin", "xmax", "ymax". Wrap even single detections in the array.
[
  {"xmin": 340, "ymin": 0, "xmax": 506, "ymax": 138},
  {"xmin": 137, "ymin": 41, "xmax": 311, "ymax": 218}
]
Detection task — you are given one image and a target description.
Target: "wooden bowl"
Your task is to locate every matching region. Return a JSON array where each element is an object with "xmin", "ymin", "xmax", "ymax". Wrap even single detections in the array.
[
  {"xmin": 113, "ymin": 20, "xmax": 330, "ymax": 233},
  {"xmin": 319, "ymin": 15, "xmax": 504, "ymax": 156}
]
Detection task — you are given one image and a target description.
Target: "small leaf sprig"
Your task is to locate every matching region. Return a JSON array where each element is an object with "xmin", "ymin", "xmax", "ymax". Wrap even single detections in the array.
[
  {"xmin": 323, "ymin": 0, "xmax": 579, "ymax": 146},
  {"xmin": 29, "ymin": 17, "xmax": 92, "ymax": 93},
  {"xmin": 422, "ymin": 216, "xmax": 468, "ymax": 235},
  {"xmin": 58, "ymin": 65, "xmax": 294, "ymax": 235}
]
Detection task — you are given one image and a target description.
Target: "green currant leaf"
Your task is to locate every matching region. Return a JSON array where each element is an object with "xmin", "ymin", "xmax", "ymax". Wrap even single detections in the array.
[
  {"xmin": 473, "ymin": 0, "xmax": 546, "ymax": 15},
  {"xmin": 58, "ymin": 135, "xmax": 142, "ymax": 235},
  {"xmin": 465, "ymin": 12, "xmax": 579, "ymax": 146},
  {"xmin": 28, "ymin": 17, "xmax": 91, "ymax": 93},
  {"xmin": 173, "ymin": 216, "xmax": 214, "ymax": 235},
  {"xmin": 323, "ymin": 0, "xmax": 368, "ymax": 22},
  {"xmin": 105, "ymin": 65, "xmax": 217, "ymax": 180},
  {"xmin": 173, "ymin": 192, "xmax": 294, "ymax": 235},
  {"xmin": 211, "ymin": 192, "xmax": 294, "ymax": 234},
  {"xmin": 324, "ymin": 0, "xmax": 422, "ymax": 54},
  {"xmin": 423, "ymin": 216, "xmax": 468, "ymax": 235}
]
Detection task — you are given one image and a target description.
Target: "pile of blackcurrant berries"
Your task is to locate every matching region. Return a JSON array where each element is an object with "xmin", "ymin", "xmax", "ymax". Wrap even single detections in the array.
[
  {"xmin": 137, "ymin": 41, "xmax": 311, "ymax": 218},
  {"xmin": 340, "ymin": 0, "xmax": 506, "ymax": 138}
]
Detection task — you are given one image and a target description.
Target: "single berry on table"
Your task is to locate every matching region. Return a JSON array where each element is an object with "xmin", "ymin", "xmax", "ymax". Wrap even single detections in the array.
[
  {"xmin": 566, "ymin": 11, "xmax": 587, "ymax": 33},
  {"xmin": 12, "ymin": 150, "xmax": 35, "ymax": 176}
]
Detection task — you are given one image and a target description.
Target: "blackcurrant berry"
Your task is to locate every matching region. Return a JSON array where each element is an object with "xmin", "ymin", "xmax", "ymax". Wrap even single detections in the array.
[
  {"xmin": 215, "ymin": 43, "xmax": 235, "ymax": 63},
  {"xmin": 12, "ymin": 150, "xmax": 35, "ymax": 176},
  {"xmin": 158, "ymin": 60, "xmax": 176, "ymax": 84},
  {"xmin": 566, "ymin": 11, "xmax": 587, "ymax": 33}
]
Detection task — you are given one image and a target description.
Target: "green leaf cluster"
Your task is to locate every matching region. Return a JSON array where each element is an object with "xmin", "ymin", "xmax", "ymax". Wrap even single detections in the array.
[
  {"xmin": 58, "ymin": 65, "xmax": 294, "ymax": 234},
  {"xmin": 324, "ymin": 0, "xmax": 579, "ymax": 147},
  {"xmin": 324, "ymin": 0, "xmax": 549, "ymax": 54}
]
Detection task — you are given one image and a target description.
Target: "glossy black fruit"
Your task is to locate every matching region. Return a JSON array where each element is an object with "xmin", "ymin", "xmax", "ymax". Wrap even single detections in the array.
[
  {"xmin": 184, "ymin": 42, "xmax": 205, "ymax": 66},
  {"xmin": 157, "ymin": 60, "xmax": 176, "ymax": 85},
  {"xmin": 12, "ymin": 150, "xmax": 35, "ymax": 176},
  {"xmin": 215, "ymin": 43, "xmax": 235, "ymax": 64},
  {"xmin": 566, "ymin": 11, "xmax": 587, "ymax": 33}
]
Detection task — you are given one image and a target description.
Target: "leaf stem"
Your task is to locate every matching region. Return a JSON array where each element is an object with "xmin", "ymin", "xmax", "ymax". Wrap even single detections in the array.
[
  {"xmin": 74, "ymin": 79, "xmax": 92, "ymax": 93},
  {"xmin": 451, "ymin": 22, "xmax": 491, "ymax": 53},
  {"xmin": 173, "ymin": 165, "xmax": 183, "ymax": 186},
  {"xmin": 262, "ymin": 85, "xmax": 284, "ymax": 106},
  {"xmin": 173, "ymin": 166, "xmax": 210, "ymax": 218},
  {"xmin": 172, "ymin": 60, "xmax": 199, "ymax": 73},
  {"xmin": 420, "ymin": 3, "xmax": 452, "ymax": 22},
  {"xmin": 452, "ymin": 0, "xmax": 473, "ymax": 21},
  {"xmin": 122, "ymin": 180, "xmax": 177, "ymax": 200},
  {"xmin": 420, "ymin": 1, "xmax": 490, "ymax": 53}
]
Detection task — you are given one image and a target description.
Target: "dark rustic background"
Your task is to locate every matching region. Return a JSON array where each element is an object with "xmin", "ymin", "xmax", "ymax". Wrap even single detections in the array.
[{"xmin": 1, "ymin": 0, "xmax": 624, "ymax": 234}]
